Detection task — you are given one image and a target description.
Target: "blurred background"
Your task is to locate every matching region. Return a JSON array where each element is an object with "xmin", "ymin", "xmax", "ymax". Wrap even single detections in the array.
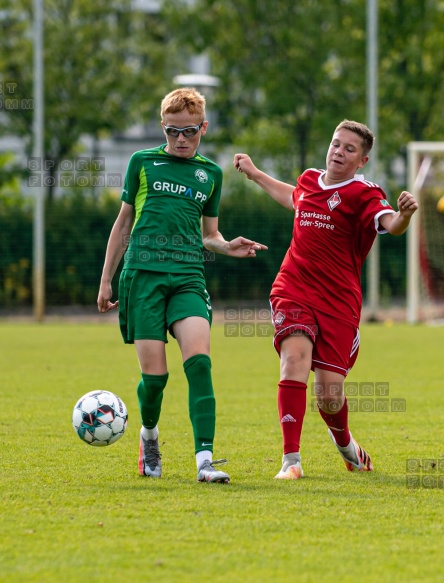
[{"xmin": 1, "ymin": 0, "xmax": 444, "ymax": 322}]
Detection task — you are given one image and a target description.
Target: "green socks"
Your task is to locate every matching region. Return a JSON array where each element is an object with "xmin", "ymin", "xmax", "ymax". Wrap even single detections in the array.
[
  {"xmin": 184, "ymin": 354, "xmax": 215, "ymax": 453},
  {"xmin": 137, "ymin": 372, "xmax": 169, "ymax": 429},
  {"xmin": 137, "ymin": 355, "xmax": 216, "ymax": 454}
]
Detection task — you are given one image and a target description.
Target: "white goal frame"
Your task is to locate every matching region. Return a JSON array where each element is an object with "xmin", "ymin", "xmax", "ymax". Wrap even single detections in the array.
[{"xmin": 407, "ymin": 141, "xmax": 444, "ymax": 323}]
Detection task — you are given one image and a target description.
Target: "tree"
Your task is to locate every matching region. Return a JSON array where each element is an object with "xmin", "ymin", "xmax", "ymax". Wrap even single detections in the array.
[
  {"xmin": 0, "ymin": 0, "xmax": 176, "ymax": 199},
  {"xmin": 378, "ymin": 0, "xmax": 444, "ymax": 167},
  {"xmin": 163, "ymin": 0, "xmax": 367, "ymax": 179},
  {"xmin": 164, "ymin": 0, "xmax": 444, "ymax": 189}
]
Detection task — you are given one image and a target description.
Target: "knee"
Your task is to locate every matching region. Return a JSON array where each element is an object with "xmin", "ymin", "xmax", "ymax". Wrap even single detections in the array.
[
  {"xmin": 280, "ymin": 351, "xmax": 310, "ymax": 379},
  {"xmin": 139, "ymin": 373, "xmax": 169, "ymax": 398},
  {"xmin": 184, "ymin": 354, "xmax": 212, "ymax": 379},
  {"xmin": 315, "ymin": 388, "xmax": 344, "ymax": 413}
]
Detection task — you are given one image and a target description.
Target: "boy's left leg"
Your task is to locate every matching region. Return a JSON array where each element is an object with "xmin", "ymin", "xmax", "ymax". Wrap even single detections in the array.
[
  {"xmin": 315, "ymin": 369, "xmax": 373, "ymax": 472},
  {"xmin": 184, "ymin": 351, "xmax": 230, "ymax": 484},
  {"xmin": 312, "ymin": 315, "xmax": 373, "ymax": 472},
  {"xmin": 173, "ymin": 314, "xmax": 230, "ymax": 484}
]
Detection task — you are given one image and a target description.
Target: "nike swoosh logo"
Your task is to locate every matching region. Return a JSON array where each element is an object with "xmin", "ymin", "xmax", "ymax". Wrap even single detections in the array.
[
  {"xmin": 154, "ymin": 161, "xmax": 169, "ymax": 166},
  {"xmin": 201, "ymin": 442, "xmax": 212, "ymax": 447}
]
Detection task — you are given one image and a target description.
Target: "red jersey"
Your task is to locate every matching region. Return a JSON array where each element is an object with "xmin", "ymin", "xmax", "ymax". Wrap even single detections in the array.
[{"xmin": 270, "ymin": 168, "xmax": 395, "ymax": 325}]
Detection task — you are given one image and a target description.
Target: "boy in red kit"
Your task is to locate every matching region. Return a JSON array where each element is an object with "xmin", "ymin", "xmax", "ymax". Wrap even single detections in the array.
[{"xmin": 234, "ymin": 120, "xmax": 418, "ymax": 479}]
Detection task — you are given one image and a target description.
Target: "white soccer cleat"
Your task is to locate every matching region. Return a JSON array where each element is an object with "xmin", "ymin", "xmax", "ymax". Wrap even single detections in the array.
[
  {"xmin": 197, "ymin": 459, "xmax": 230, "ymax": 483},
  {"xmin": 275, "ymin": 454, "xmax": 304, "ymax": 480},
  {"xmin": 138, "ymin": 430, "xmax": 162, "ymax": 477}
]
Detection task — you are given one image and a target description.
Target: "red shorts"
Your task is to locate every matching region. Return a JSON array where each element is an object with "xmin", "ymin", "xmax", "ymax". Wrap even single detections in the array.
[{"xmin": 270, "ymin": 297, "xmax": 360, "ymax": 377}]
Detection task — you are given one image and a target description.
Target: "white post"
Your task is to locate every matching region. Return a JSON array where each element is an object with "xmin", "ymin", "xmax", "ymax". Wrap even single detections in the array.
[
  {"xmin": 406, "ymin": 146, "xmax": 418, "ymax": 323},
  {"xmin": 366, "ymin": 0, "xmax": 380, "ymax": 320},
  {"xmin": 33, "ymin": 0, "xmax": 45, "ymax": 322}
]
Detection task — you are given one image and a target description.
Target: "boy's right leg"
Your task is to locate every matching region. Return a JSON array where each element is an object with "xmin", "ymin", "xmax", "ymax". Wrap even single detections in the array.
[
  {"xmin": 120, "ymin": 270, "xmax": 171, "ymax": 477},
  {"xmin": 137, "ymin": 372, "xmax": 168, "ymax": 477},
  {"xmin": 273, "ymin": 333, "xmax": 313, "ymax": 480},
  {"xmin": 274, "ymin": 379, "xmax": 307, "ymax": 480},
  {"xmin": 135, "ymin": 339, "xmax": 169, "ymax": 478}
]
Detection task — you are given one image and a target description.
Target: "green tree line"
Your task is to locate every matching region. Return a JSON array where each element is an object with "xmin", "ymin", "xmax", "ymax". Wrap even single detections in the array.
[{"xmin": 0, "ymin": 175, "xmax": 409, "ymax": 309}]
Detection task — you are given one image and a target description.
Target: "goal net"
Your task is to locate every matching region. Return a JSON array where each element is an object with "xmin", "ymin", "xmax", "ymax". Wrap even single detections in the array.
[{"xmin": 407, "ymin": 142, "xmax": 444, "ymax": 324}]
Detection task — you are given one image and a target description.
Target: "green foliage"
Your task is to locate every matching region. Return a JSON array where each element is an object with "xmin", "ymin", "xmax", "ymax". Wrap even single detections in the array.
[
  {"xmin": 6, "ymin": 0, "xmax": 444, "ymax": 307},
  {"xmin": 0, "ymin": 0, "xmax": 177, "ymax": 197},
  {"xmin": 0, "ymin": 152, "xmax": 28, "ymax": 204},
  {"xmin": 379, "ymin": 0, "xmax": 444, "ymax": 149},
  {"xmin": 0, "ymin": 322, "xmax": 443, "ymax": 582},
  {"xmin": 0, "ymin": 182, "xmax": 413, "ymax": 307},
  {"xmin": 0, "ymin": 190, "xmax": 121, "ymax": 307},
  {"xmin": 164, "ymin": 0, "xmax": 367, "ymax": 174},
  {"xmin": 45, "ymin": 192, "xmax": 122, "ymax": 305},
  {"xmin": 164, "ymin": 0, "xmax": 444, "ymax": 189},
  {"xmin": 0, "ymin": 197, "xmax": 33, "ymax": 307},
  {"xmin": 2, "ymin": 0, "xmax": 444, "ymax": 201}
]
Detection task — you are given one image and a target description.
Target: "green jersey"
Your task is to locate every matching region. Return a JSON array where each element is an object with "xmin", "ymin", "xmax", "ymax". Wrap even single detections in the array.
[{"xmin": 121, "ymin": 145, "xmax": 222, "ymax": 275}]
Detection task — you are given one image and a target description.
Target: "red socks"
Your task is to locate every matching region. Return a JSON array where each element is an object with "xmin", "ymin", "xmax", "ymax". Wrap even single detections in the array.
[
  {"xmin": 278, "ymin": 380, "xmax": 307, "ymax": 454},
  {"xmin": 317, "ymin": 398, "xmax": 351, "ymax": 447},
  {"xmin": 278, "ymin": 382, "xmax": 352, "ymax": 452}
]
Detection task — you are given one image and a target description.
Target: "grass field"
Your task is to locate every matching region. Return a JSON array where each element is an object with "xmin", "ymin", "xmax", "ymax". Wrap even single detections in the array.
[{"xmin": 1, "ymin": 320, "xmax": 443, "ymax": 583}]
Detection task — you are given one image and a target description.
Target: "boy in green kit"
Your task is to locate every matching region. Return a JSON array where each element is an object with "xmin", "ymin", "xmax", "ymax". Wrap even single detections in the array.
[{"xmin": 97, "ymin": 87, "xmax": 267, "ymax": 483}]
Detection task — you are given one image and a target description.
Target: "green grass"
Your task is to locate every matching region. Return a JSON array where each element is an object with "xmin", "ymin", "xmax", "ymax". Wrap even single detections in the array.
[{"xmin": 1, "ymin": 321, "xmax": 443, "ymax": 583}]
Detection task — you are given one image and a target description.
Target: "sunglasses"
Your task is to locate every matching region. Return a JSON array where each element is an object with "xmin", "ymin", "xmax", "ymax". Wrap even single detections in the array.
[{"xmin": 163, "ymin": 122, "xmax": 204, "ymax": 138}]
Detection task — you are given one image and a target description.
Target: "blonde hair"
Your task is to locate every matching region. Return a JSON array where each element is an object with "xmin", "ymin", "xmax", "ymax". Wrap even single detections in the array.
[
  {"xmin": 334, "ymin": 119, "xmax": 374, "ymax": 156},
  {"xmin": 160, "ymin": 88, "xmax": 206, "ymax": 121}
]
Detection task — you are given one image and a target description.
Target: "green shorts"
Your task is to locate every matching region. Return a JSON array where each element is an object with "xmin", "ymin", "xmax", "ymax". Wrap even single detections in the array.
[{"xmin": 118, "ymin": 269, "xmax": 212, "ymax": 344}]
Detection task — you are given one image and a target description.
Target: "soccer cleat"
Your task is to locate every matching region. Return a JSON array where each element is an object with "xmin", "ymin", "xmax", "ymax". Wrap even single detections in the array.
[
  {"xmin": 197, "ymin": 459, "xmax": 230, "ymax": 484},
  {"xmin": 274, "ymin": 454, "xmax": 304, "ymax": 480},
  {"xmin": 138, "ymin": 431, "xmax": 162, "ymax": 477},
  {"xmin": 328, "ymin": 429, "xmax": 373, "ymax": 472}
]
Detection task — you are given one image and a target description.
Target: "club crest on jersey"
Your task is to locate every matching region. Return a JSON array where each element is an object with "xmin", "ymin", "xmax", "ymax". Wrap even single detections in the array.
[
  {"xmin": 327, "ymin": 191, "xmax": 341, "ymax": 211},
  {"xmin": 274, "ymin": 311, "xmax": 285, "ymax": 326},
  {"xmin": 195, "ymin": 169, "xmax": 208, "ymax": 183}
]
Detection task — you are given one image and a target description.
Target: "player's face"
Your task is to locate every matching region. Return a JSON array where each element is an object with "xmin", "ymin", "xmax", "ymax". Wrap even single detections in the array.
[
  {"xmin": 162, "ymin": 112, "xmax": 208, "ymax": 159},
  {"xmin": 325, "ymin": 129, "xmax": 369, "ymax": 183}
]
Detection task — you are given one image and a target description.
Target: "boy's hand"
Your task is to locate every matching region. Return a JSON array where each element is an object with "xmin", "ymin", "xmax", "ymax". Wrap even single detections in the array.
[
  {"xmin": 227, "ymin": 236, "xmax": 268, "ymax": 258},
  {"xmin": 398, "ymin": 191, "xmax": 418, "ymax": 216}
]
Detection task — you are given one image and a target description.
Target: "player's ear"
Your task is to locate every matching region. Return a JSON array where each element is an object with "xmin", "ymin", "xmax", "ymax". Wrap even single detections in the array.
[
  {"xmin": 200, "ymin": 120, "xmax": 209, "ymax": 135},
  {"xmin": 358, "ymin": 155, "xmax": 369, "ymax": 169}
]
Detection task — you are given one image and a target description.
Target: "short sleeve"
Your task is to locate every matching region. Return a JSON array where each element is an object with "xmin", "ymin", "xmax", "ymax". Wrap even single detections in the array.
[
  {"xmin": 202, "ymin": 165, "xmax": 223, "ymax": 217},
  {"xmin": 121, "ymin": 151, "xmax": 143, "ymax": 206}
]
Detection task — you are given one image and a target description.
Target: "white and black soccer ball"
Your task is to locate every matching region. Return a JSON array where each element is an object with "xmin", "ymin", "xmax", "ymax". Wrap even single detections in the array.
[{"xmin": 72, "ymin": 390, "xmax": 128, "ymax": 446}]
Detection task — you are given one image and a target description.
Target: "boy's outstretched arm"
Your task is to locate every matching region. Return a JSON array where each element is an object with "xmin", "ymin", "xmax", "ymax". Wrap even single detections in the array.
[
  {"xmin": 379, "ymin": 191, "xmax": 419, "ymax": 235},
  {"xmin": 233, "ymin": 153, "xmax": 294, "ymax": 210},
  {"xmin": 202, "ymin": 216, "xmax": 268, "ymax": 258}
]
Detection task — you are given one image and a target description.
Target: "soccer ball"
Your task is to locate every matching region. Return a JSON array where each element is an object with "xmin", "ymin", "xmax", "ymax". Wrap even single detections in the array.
[{"xmin": 72, "ymin": 390, "xmax": 128, "ymax": 446}]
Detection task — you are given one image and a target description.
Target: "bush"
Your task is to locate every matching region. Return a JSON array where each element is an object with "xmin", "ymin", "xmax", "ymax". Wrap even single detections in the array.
[
  {"xmin": 0, "ymin": 190, "xmax": 120, "ymax": 307},
  {"xmin": 0, "ymin": 181, "xmax": 410, "ymax": 308}
]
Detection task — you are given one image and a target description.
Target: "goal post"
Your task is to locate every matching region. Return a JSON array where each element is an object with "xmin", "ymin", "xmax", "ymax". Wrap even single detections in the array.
[{"xmin": 406, "ymin": 142, "xmax": 444, "ymax": 323}]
